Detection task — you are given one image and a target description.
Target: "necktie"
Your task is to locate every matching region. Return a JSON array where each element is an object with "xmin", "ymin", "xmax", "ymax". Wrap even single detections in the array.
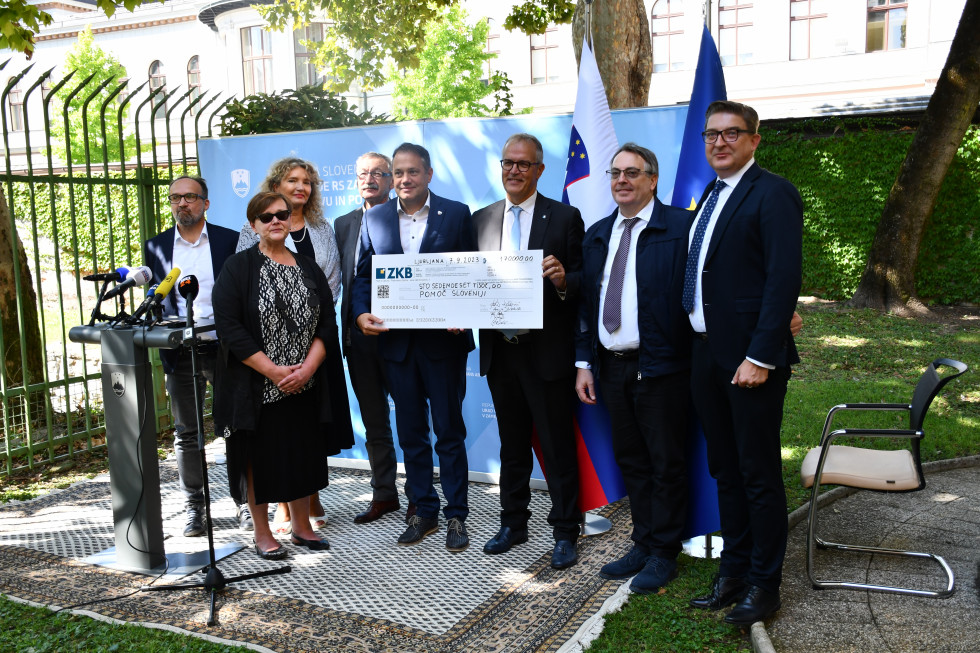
[
  {"xmin": 682, "ymin": 179, "xmax": 727, "ymax": 314},
  {"xmin": 507, "ymin": 205, "xmax": 522, "ymax": 252},
  {"xmin": 602, "ymin": 217, "xmax": 640, "ymax": 334}
]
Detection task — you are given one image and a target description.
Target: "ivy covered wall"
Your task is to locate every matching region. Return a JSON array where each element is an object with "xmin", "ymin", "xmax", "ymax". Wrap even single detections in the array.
[{"xmin": 757, "ymin": 118, "xmax": 979, "ymax": 305}]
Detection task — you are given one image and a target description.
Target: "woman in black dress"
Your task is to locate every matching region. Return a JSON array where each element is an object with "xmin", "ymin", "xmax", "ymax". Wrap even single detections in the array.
[{"xmin": 213, "ymin": 191, "xmax": 353, "ymax": 559}]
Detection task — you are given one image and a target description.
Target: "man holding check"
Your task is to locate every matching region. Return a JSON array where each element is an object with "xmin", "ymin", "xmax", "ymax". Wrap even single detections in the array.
[{"xmin": 353, "ymin": 142, "xmax": 476, "ymax": 552}]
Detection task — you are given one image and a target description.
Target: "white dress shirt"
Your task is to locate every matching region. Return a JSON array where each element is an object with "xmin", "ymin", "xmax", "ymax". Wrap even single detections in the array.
[
  {"xmin": 172, "ymin": 222, "xmax": 217, "ymax": 339},
  {"xmin": 398, "ymin": 193, "xmax": 431, "ymax": 254},
  {"xmin": 598, "ymin": 198, "xmax": 655, "ymax": 352}
]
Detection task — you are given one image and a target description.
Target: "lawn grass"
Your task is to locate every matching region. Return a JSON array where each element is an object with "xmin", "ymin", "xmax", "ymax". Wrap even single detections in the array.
[{"xmin": 2, "ymin": 300, "xmax": 977, "ymax": 651}]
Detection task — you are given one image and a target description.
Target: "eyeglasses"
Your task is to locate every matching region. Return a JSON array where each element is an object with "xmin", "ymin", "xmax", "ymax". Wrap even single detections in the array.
[
  {"xmin": 168, "ymin": 192, "xmax": 204, "ymax": 204},
  {"xmin": 701, "ymin": 128, "xmax": 754, "ymax": 144},
  {"xmin": 256, "ymin": 209, "xmax": 291, "ymax": 224},
  {"xmin": 606, "ymin": 168, "xmax": 652, "ymax": 179},
  {"xmin": 500, "ymin": 159, "xmax": 541, "ymax": 172},
  {"xmin": 357, "ymin": 170, "xmax": 392, "ymax": 180}
]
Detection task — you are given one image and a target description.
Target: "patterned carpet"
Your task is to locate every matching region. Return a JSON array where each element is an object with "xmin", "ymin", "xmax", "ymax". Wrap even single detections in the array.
[{"xmin": 0, "ymin": 443, "xmax": 632, "ymax": 652}]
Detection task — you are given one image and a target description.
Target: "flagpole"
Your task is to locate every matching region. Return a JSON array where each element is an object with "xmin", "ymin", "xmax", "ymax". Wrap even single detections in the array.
[{"xmin": 585, "ymin": 0, "xmax": 593, "ymax": 49}]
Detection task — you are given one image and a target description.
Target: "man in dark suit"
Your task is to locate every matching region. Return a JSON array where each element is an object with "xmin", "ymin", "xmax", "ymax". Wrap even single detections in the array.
[
  {"xmin": 143, "ymin": 175, "xmax": 247, "ymax": 536},
  {"xmin": 575, "ymin": 143, "xmax": 693, "ymax": 594},
  {"xmin": 685, "ymin": 101, "xmax": 803, "ymax": 625},
  {"xmin": 334, "ymin": 152, "xmax": 404, "ymax": 524},
  {"xmin": 472, "ymin": 133, "xmax": 584, "ymax": 569},
  {"xmin": 353, "ymin": 142, "xmax": 476, "ymax": 552}
]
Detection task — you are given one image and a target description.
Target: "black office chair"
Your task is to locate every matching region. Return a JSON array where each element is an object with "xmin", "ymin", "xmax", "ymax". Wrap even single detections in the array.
[{"xmin": 799, "ymin": 357, "xmax": 968, "ymax": 598}]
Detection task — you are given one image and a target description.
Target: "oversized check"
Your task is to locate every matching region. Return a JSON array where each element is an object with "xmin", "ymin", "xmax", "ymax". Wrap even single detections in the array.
[{"xmin": 370, "ymin": 250, "xmax": 543, "ymax": 329}]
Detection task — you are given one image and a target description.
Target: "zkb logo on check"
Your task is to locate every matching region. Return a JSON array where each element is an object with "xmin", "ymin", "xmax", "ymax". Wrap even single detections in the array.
[{"xmin": 376, "ymin": 267, "xmax": 414, "ymax": 279}]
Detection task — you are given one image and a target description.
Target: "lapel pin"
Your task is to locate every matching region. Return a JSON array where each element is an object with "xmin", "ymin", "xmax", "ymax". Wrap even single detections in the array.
[{"xmin": 438, "ymin": 210, "xmax": 443, "ymax": 215}]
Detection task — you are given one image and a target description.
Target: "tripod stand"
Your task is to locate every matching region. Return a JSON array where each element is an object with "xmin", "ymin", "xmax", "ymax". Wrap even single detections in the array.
[{"xmin": 142, "ymin": 275, "xmax": 290, "ymax": 625}]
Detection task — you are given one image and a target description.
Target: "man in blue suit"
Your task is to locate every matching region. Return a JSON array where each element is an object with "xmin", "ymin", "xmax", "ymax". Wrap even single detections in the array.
[
  {"xmin": 575, "ymin": 143, "xmax": 693, "ymax": 594},
  {"xmin": 685, "ymin": 101, "xmax": 803, "ymax": 625},
  {"xmin": 144, "ymin": 175, "xmax": 247, "ymax": 536},
  {"xmin": 353, "ymin": 143, "xmax": 476, "ymax": 552}
]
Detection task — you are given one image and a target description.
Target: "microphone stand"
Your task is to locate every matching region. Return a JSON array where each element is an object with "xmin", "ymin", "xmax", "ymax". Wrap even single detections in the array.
[{"xmin": 141, "ymin": 288, "xmax": 290, "ymax": 625}]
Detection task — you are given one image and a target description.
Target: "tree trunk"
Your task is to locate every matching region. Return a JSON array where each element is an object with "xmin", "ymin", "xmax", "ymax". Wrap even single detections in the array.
[
  {"xmin": 572, "ymin": 0, "xmax": 652, "ymax": 109},
  {"xmin": 0, "ymin": 186, "xmax": 45, "ymax": 388},
  {"xmin": 848, "ymin": 0, "xmax": 980, "ymax": 314}
]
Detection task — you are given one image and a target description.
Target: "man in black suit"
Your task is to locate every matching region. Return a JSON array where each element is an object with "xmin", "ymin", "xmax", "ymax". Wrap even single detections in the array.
[
  {"xmin": 472, "ymin": 133, "xmax": 584, "ymax": 569},
  {"xmin": 353, "ymin": 143, "xmax": 477, "ymax": 552},
  {"xmin": 575, "ymin": 143, "xmax": 693, "ymax": 594},
  {"xmin": 685, "ymin": 101, "xmax": 803, "ymax": 625},
  {"xmin": 143, "ymin": 175, "xmax": 247, "ymax": 536},
  {"xmin": 334, "ymin": 152, "xmax": 403, "ymax": 524}
]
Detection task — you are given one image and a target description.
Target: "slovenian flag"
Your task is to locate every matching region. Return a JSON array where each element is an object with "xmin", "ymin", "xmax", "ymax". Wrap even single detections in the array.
[
  {"xmin": 562, "ymin": 36, "xmax": 619, "ymax": 230},
  {"xmin": 671, "ymin": 25, "xmax": 727, "ymax": 210}
]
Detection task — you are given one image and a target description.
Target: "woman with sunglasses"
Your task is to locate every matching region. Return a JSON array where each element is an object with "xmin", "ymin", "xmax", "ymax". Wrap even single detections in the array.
[
  {"xmin": 215, "ymin": 191, "xmax": 352, "ymax": 559},
  {"xmin": 236, "ymin": 157, "xmax": 341, "ymax": 533}
]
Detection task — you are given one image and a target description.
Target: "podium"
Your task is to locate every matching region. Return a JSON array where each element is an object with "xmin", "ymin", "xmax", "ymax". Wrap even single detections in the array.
[{"xmin": 69, "ymin": 322, "xmax": 219, "ymax": 574}]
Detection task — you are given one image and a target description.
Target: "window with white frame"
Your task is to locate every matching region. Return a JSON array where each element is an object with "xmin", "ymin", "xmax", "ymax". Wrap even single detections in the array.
[
  {"xmin": 718, "ymin": 0, "xmax": 754, "ymax": 66},
  {"xmin": 650, "ymin": 0, "xmax": 685, "ymax": 73},
  {"xmin": 6, "ymin": 79, "xmax": 24, "ymax": 132},
  {"xmin": 294, "ymin": 23, "xmax": 327, "ymax": 88},
  {"xmin": 148, "ymin": 60, "xmax": 167, "ymax": 120},
  {"xmin": 483, "ymin": 21, "xmax": 500, "ymax": 84},
  {"xmin": 242, "ymin": 26, "xmax": 274, "ymax": 95},
  {"xmin": 866, "ymin": 0, "xmax": 906, "ymax": 52},
  {"xmin": 790, "ymin": 0, "xmax": 830, "ymax": 60},
  {"xmin": 530, "ymin": 27, "xmax": 560, "ymax": 84},
  {"xmin": 187, "ymin": 56, "xmax": 202, "ymax": 115}
]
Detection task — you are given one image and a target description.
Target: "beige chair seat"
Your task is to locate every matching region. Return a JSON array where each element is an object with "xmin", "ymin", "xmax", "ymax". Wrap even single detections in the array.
[{"xmin": 800, "ymin": 445, "xmax": 921, "ymax": 491}]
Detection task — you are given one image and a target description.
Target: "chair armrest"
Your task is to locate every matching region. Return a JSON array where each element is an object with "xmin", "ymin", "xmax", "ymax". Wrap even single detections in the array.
[
  {"xmin": 824, "ymin": 427, "xmax": 922, "ymax": 446},
  {"xmin": 820, "ymin": 403, "xmax": 912, "ymax": 444}
]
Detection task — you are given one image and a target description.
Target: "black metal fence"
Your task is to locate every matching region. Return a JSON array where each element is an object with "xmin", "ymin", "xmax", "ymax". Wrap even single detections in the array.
[{"xmin": 0, "ymin": 58, "xmax": 233, "ymax": 475}]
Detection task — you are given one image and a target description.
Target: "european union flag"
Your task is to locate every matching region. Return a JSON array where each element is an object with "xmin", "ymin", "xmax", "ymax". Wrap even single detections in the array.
[
  {"xmin": 671, "ymin": 25, "xmax": 728, "ymax": 210},
  {"xmin": 562, "ymin": 125, "xmax": 589, "ymax": 203}
]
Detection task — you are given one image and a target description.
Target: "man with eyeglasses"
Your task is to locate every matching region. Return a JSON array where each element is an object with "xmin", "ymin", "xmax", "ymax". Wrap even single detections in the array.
[
  {"xmin": 686, "ymin": 101, "xmax": 802, "ymax": 625},
  {"xmin": 144, "ymin": 175, "xmax": 248, "ymax": 536},
  {"xmin": 471, "ymin": 133, "xmax": 584, "ymax": 569},
  {"xmin": 353, "ymin": 142, "xmax": 477, "ymax": 551},
  {"xmin": 575, "ymin": 142, "xmax": 693, "ymax": 594},
  {"xmin": 334, "ymin": 152, "xmax": 406, "ymax": 525}
]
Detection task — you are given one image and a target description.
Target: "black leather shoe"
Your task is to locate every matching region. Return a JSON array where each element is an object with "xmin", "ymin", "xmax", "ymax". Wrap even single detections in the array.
[
  {"xmin": 290, "ymin": 534, "xmax": 330, "ymax": 551},
  {"xmin": 446, "ymin": 517, "xmax": 469, "ymax": 552},
  {"xmin": 353, "ymin": 499, "xmax": 400, "ymax": 524},
  {"xmin": 254, "ymin": 543, "xmax": 288, "ymax": 560},
  {"xmin": 398, "ymin": 515, "xmax": 438, "ymax": 545},
  {"xmin": 483, "ymin": 526, "xmax": 528, "ymax": 554},
  {"xmin": 551, "ymin": 540, "xmax": 578, "ymax": 569},
  {"xmin": 690, "ymin": 575, "xmax": 747, "ymax": 610},
  {"xmin": 724, "ymin": 585, "xmax": 781, "ymax": 625},
  {"xmin": 599, "ymin": 544, "xmax": 650, "ymax": 580}
]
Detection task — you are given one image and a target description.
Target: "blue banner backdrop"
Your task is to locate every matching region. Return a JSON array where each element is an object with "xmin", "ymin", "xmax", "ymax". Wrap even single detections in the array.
[{"xmin": 198, "ymin": 105, "xmax": 720, "ymax": 537}]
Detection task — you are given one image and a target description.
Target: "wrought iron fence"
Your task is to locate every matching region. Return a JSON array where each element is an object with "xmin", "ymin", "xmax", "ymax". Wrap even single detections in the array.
[{"xmin": 0, "ymin": 58, "xmax": 233, "ymax": 475}]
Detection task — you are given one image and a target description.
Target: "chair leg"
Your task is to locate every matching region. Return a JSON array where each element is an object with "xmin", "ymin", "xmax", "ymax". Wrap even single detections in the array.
[{"xmin": 805, "ymin": 482, "xmax": 955, "ymax": 599}]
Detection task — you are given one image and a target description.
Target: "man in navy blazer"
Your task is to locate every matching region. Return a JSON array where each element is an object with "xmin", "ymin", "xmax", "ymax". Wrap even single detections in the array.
[
  {"xmin": 143, "ymin": 175, "xmax": 246, "ymax": 536},
  {"xmin": 575, "ymin": 143, "xmax": 693, "ymax": 594},
  {"xmin": 353, "ymin": 143, "xmax": 476, "ymax": 552},
  {"xmin": 685, "ymin": 101, "xmax": 803, "ymax": 625},
  {"xmin": 472, "ymin": 133, "xmax": 584, "ymax": 569}
]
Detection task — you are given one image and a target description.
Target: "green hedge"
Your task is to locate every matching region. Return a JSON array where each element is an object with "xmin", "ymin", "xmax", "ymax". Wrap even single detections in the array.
[{"xmin": 758, "ymin": 118, "xmax": 980, "ymax": 304}]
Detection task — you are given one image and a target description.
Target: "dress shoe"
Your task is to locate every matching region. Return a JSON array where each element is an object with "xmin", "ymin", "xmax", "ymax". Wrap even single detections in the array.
[
  {"xmin": 551, "ymin": 540, "xmax": 578, "ymax": 569},
  {"xmin": 483, "ymin": 526, "xmax": 528, "ymax": 554},
  {"xmin": 254, "ymin": 543, "xmax": 287, "ymax": 560},
  {"xmin": 446, "ymin": 517, "xmax": 469, "ymax": 552},
  {"xmin": 237, "ymin": 504, "xmax": 254, "ymax": 532},
  {"xmin": 290, "ymin": 534, "xmax": 331, "ymax": 551},
  {"xmin": 405, "ymin": 501, "xmax": 417, "ymax": 523},
  {"xmin": 599, "ymin": 544, "xmax": 650, "ymax": 580},
  {"xmin": 183, "ymin": 505, "xmax": 206, "ymax": 537},
  {"xmin": 630, "ymin": 556, "xmax": 677, "ymax": 594},
  {"xmin": 724, "ymin": 585, "xmax": 781, "ymax": 625},
  {"xmin": 354, "ymin": 500, "xmax": 399, "ymax": 524},
  {"xmin": 690, "ymin": 575, "xmax": 747, "ymax": 610},
  {"xmin": 398, "ymin": 515, "xmax": 438, "ymax": 545}
]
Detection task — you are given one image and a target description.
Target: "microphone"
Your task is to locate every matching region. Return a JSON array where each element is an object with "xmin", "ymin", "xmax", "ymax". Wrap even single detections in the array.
[
  {"xmin": 84, "ymin": 266, "xmax": 133, "ymax": 282},
  {"xmin": 177, "ymin": 275, "xmax": 199, "ymax": 302},
  {"xmin": 129, "ymin": 267, "xmax": 181, "ymax": 322},
  {"xmin": 102, "ymin": 266, "xmax": 153, "ymax": 301}
]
